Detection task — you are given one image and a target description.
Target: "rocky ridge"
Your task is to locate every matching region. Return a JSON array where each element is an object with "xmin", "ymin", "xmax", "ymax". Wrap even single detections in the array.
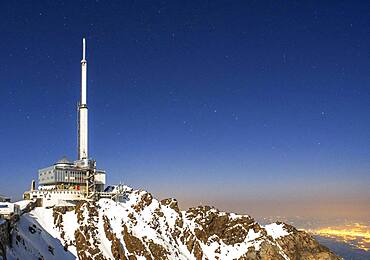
[{"xmin": 6, "ymin": 186, "xmax": 340, "ymax": 259}]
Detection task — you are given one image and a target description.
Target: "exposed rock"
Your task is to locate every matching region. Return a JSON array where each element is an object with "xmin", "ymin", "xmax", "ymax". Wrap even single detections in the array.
[
  {"xmin": 276, "ymin": 224, "xmax": 339, "ymax": 260},
  {"xmin": 132, "ymin": 191, "xmax": 153, "ymax": 213},
  {"xmin": 74, "ymin": 201, "xmax": 106, "ymax": 260},
  {"xmin": 185, "ymin": 206, "xmax": 256, "ymax": 245},
  {"xmin": 148, "ymin": 240, "xmax": 169, "ymax": 259},
  {"xmin": 160, "ymin": 198, "xmax": 180, "ymax": 214},
  {"xmin": 122, "ymin": 225, "xmax": 152, "ymax": 259},
  {"xmin": 0, "ymin": 220, "xmax": 10, "ymax": 260}
]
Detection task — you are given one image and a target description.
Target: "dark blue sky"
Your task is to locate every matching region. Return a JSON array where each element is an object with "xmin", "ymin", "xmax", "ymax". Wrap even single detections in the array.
[{"xmin": 0, "ymin": 1, "xmax": 369, "ymax": 218}]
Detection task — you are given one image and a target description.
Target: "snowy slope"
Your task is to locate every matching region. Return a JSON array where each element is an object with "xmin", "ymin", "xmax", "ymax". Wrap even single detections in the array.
[{"xmin": 7, "ymin": 187, "xmax": 340, "ymax": 260}]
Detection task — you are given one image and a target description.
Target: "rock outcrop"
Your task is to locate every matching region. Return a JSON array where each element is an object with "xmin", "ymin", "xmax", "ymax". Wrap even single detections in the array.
[
  {"xmin": 0, "ymin": 220, "xmax": 10, "ymax": 260},
  {"xmin": 6, "ymin": 187, "xmax": 340, "ymax": 260}
]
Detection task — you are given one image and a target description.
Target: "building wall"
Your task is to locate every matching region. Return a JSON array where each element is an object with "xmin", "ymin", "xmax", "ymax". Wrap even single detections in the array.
[
  {"xmin": 28, "ymin": 190, "xmax": 85, "ymax": 207},
  {"xmin": 95, "ymin": 172, "xmax": 106, "ymax": 184},
  {"xmin": 0, "ymin": 203, "xmax": 20, "ymax": 219},
  {"xmin": 39, "ymin": 167, "xmax": 86, "ymax": 185}
]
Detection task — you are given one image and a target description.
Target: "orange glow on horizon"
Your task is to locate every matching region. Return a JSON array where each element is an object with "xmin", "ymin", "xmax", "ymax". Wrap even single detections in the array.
[{"xmin": 308, "ymin": 223, "xmax": 370, "ymax": 251}]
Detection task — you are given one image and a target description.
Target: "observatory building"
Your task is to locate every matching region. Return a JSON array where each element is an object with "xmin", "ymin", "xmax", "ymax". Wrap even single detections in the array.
[{"xmin": 24, "ymin": 39, "xmax": 108, "ymax": 206}]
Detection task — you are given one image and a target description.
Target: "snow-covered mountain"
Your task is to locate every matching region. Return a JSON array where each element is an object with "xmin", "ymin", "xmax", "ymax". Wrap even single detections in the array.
[{"xmin": 6, "ymin": 187, "xmax": 339, "ymax": 260}]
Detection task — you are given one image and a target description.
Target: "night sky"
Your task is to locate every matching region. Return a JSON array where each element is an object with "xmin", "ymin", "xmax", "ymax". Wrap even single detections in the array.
[{"xmin": 0, "ymin": 1, "xmax": 369, "ymax": 219}]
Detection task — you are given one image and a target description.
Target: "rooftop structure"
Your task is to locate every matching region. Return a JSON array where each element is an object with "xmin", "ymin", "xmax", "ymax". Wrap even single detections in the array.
[{"xmin": 0, "ymin": 202, "xmax": 20, "ymax": 220}]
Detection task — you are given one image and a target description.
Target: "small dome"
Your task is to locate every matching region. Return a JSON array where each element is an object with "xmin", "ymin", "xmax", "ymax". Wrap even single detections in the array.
[{"xmin": 56, "ymin": 156, "xmax": 72, "ymax": 165}]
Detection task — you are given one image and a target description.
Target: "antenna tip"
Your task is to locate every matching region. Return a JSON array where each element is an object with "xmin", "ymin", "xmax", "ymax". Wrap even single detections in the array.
[{"xmin": 82, "ymin": 38, "xmax": 86, "ymax": 60}]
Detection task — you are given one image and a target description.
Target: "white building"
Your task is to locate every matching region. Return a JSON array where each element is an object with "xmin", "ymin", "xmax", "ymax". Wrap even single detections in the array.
[
  {"xmin": 0, "ymin": 203, "xmax": 21, "ymax": 219},
  {"xmin": 38, "ymin": 157, "xmax": 106, "ymax": 192},
  {"xmin": 26, "ymin": 190, "xmax": 84, "ymax": 207}
]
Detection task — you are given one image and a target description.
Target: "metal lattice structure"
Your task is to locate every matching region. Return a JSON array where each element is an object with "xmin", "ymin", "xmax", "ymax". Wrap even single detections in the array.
[{"xmin": 85, "ymin": 169, "xmax": 96, "ymax": 199}]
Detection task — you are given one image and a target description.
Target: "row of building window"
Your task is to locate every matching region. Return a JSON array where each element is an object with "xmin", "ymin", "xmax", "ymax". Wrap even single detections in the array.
[
  {"xmin": 33, "ymin": 191, "xmax": 82, "ymax": 195},
  {"xmin": 39, "ymin": 169, "xmax": 86, "ymax": 184}
]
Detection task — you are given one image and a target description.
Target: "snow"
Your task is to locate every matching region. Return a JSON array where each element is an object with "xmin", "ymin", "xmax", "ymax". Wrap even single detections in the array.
[
  {"xmin": 246, "ymin": 228, "xmax": 262, "ymax": 242},
  {"xmin": 229, "ymin": 213, "xmax": 251, "ymax": 221},
  {"xmin": 61, "ymin": 210, "xmax": 79, "ymax": 256},
  {"xmin": 97, "ymin": 212, "xmax": 115, "ymax": 258},
  {"xmin": 199, "ymin": 230, "xmax": 264, "ymax": 260},
  {"xmin": 264, "ymin": 223, "xmax": 290, "ymax": 239},
  {"xmin": 7, "ymin": 209, "xmax": 77, "ymax": 260},
  {"xmin": 98, "ymin": 199, "xmax": 127, "ymax": 258},
  {"xmin": 161, "ymin": 205, "xmax": 177, "ymax": 229},
  {"xmin": 31, "ymin": 207, "xmax": 58, "ymax": 237},
  {"xmin": 14, "ymin": 200, "xmax": 32, "ymax": 211}
]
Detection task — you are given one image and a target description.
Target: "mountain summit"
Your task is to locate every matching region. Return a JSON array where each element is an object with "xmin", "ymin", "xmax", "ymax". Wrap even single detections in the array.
[{"xmin": 5, "ymin": 186, "xmax": 339, "ymax": 260}]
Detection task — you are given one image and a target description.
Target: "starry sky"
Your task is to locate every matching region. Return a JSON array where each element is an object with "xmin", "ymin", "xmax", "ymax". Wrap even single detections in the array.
[{"xmin": 0, "ymin": 1, "xmax": 369, "ymax": 220}]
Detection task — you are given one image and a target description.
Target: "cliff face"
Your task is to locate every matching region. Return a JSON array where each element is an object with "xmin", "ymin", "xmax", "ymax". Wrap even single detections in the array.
[
  {"xmin": 6, "ymin": 187, "xmax": 340, "ymax": 260},
  {"xmin": 0, "ymin": 220, "xmax": 10, "ymax": 259}
]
